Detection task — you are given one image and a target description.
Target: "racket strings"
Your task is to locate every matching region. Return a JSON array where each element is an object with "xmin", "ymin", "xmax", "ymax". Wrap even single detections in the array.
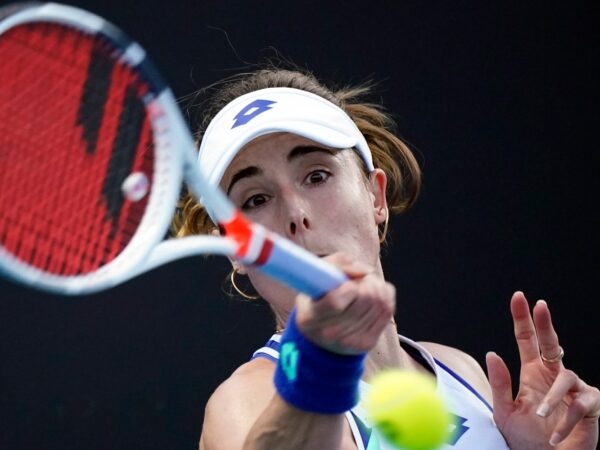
[{"xmin": 0, "ymin": 23, "xmax": 155, "ymax": 276}]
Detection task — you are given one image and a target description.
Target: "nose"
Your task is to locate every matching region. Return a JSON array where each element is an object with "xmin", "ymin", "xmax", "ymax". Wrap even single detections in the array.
[
  {"xmin": 289, "ymin": 217, "xmax": 310, "ymax": 235},
  {"xmin": 282, "ymin": 190, "xmax": 311, "ymax": 237}
]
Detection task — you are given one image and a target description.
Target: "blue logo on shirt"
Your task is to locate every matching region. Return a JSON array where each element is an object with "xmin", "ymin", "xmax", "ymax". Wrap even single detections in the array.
[
  {"xmin": 448, "ymin": 415, "xmax": 470, "ymax": 445},
  {"xmin": 232, "ymin": 99, "xmax": 276, "ymax": 128}
]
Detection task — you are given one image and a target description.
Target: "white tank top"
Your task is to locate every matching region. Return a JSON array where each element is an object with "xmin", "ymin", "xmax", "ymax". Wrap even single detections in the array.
[{"xmin": 252, "ymin": 334, "xmax": 509, "ymax": 450}]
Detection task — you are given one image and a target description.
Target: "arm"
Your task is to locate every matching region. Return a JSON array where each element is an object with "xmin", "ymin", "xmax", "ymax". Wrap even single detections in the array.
[
  {"xmin": 243, "ymin": 395, "xmax": 349, "ymax": 450},
  {"xmin": 199, "ymin": 359, "xmax": 356, "ymax": 450},
  {"xmin": 487, "ymin": 291, "xmax": 600, "ymax": 449},
  {"xmin": 200, "ymin": 360, "xmax": 276, "ymax": 450},
  {"xmin": 200, "ymin": 257, "xmax": 395, "ymax": 450},
  {"xmin": 246, "ymin": 272, "xmax": 395, "ymax": 449},
  {"xmin": 199, "ymin": 357, "xmax": 355, "ymax": 450}
]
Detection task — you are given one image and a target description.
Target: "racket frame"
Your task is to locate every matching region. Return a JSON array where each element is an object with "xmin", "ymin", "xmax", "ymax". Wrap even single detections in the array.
[{"xmin": 0, "ymin": 2, "xmax": 346, "ymax": 297}]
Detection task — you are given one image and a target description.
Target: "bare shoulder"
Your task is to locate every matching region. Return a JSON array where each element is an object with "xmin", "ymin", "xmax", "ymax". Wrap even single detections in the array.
[
  {"xmin": 200, "ymin": 358, "xmax": 276, "ymax": 450},
  {"xmin": 209, "ymin": 357, "xmax": 276, "ymax": 408},
  {"xmin": 418, "ymin": 341, "xmax": 492, "ymax": 403}
]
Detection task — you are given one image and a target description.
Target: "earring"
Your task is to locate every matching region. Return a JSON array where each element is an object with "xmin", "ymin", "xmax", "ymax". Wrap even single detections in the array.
[
  {"xmin": 230, "ymin": 269, "xmax": 260, "ymax": 300},
  {"xmin": 379, "ymin": 207, "xmax": 389, "ymax": 244}
]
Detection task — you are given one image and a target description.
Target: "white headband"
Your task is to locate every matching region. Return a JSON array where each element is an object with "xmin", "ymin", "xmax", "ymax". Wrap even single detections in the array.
[{"xmin": 197, "ymin": 87, "xmax": 374, "ymax": 188}]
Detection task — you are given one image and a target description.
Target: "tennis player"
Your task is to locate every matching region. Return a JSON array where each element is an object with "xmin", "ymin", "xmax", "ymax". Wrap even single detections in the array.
[{"xmin": 174, "ymin": 67, "xmax": 600, "ymax": 450}]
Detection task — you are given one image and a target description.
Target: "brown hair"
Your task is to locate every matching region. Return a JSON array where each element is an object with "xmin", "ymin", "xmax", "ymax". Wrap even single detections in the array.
[{"xmin": 172, "ymin": 67, "xmax": 421, "ymax": 241}]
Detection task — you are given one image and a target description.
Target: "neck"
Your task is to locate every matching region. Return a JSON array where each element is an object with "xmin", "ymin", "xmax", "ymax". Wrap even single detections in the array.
[{"xmin": 362, "ymin": 322, "xmax": 428, "ymax": 379}]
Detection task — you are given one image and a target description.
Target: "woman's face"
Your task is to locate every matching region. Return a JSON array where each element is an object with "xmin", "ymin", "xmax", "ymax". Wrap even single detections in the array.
[{"xmin": 220, "ymin": 132, "xmax": 387, "ymax": 311}]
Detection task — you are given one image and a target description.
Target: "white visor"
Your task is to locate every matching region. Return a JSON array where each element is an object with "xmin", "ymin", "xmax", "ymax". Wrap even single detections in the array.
[{"xmin": 197, "ymin": 87, "xmax": 374, "ymax": 188}]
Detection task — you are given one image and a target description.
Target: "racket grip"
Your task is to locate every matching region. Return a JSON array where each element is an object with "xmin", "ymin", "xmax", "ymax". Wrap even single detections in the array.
[{"xmin": 256, "ymin": 234, "xmax": 348, "ymax": 300}]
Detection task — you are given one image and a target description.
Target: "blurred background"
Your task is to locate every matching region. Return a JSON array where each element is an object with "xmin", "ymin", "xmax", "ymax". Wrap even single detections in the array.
[{"xmin": 1, "ymin": 1, "xmax": 597, "ymax": 449}]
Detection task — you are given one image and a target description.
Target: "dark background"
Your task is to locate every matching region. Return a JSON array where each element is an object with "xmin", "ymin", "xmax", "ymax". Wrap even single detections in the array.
[{"xmin": 1, "ymin": 1, "xmax": 597, "ymax": 449}]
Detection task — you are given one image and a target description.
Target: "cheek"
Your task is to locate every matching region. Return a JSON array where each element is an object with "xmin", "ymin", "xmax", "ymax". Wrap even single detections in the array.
[
  {"xmin": 329, "ymin": 183, "xmax": 381, "ymax": 249},
  {"xmin": 330, "ymin": 181, "xmax": 376, "ymax": 226}
]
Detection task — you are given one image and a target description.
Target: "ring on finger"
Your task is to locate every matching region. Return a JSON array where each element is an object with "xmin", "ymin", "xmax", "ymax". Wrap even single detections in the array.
[{"xmin": 541, "ymin": 346, "xmax": 564, "ymax": 364}]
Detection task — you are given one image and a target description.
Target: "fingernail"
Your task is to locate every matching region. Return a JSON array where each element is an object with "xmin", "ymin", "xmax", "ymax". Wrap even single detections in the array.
[
  {"xmin": 536, "ymin": 403, "xmax": 550, "ymax": 417},
  {"xmin": 536, "ymin": 299, "xmax": 547, "ymax": 307},
  {"xmin": 549, "ymin": 432, "xmax": 561, "ymax": 446}
]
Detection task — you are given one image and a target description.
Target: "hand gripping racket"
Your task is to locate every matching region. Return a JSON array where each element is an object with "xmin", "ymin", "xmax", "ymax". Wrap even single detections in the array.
[{"xmin": 0, "ymin": 2, "xmax": 346, "ymax": 296}]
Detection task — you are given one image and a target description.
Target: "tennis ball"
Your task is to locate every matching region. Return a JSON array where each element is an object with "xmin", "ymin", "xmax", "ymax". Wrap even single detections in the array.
[{"xmin": 364, "ymin": 369, "xmax": 452, "ymax": 450}]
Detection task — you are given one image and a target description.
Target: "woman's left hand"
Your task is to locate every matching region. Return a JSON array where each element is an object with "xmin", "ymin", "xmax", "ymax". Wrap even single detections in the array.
[{"xmin": 486, "ymin": 291, "xmax": 600, "ymax": 449}]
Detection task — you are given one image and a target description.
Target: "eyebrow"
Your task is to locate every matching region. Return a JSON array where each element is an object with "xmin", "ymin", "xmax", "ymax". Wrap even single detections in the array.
[{"xmin": 226, "ymin": 145, "xmax": 335, "ymax": 194}]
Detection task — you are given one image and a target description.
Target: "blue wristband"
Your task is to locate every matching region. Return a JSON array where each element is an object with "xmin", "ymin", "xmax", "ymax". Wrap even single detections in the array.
[{"xmin": 274, "ymin": 310, "xmax": 366, "ymax": 414}]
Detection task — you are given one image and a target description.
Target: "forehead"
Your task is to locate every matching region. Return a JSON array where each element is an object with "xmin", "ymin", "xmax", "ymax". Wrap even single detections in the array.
[
  {"xmin": 235, "ymin": 132, "xmax": 320, "ymax": 159},
  {"xmin": 224, "ymin": 132, "xmax": 334, "ymax": 173}
]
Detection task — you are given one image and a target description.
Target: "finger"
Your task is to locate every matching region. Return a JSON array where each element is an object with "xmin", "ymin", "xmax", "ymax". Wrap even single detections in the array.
[
  {"xmin": 532, "ymin": 300, "xmax": 562, "ymax": 367},
  {"xmin": 322, "ymin": 252, "xmax": 373, "ymax": 278},
  {"xmin": 310, "ymin": 279, "xmax": 360, "ymax": 317},
  {"xmin": 338, "ymin": 309, "xmax": 388, "ymax": 351},
  {"xmin": 486, "ymin": 351, "xmax": 514, "ymax": 427},
  {"xmin": 321, "ymin": 277, "xmax": 393, "ymax": 344},
  {"xmin": 337, "ymin": 280, "xmax": 395, "ymax": 347},
  {"xmin": 295, "ymin": 289, "xmax": 363, "ymax": 354},
  {"xmin": 297, "ymin": 279, "xmax": 378, "ymax": 347},
  {"xmin": 536, "ymin": 369, "xmax": 580, "ymax": 418},
  {"xmin": 510, "ymin": 291, "xmax": 541, "ymax": 364},
  {"xmin": 545, "ymin": 379, "xmax": 600, "ymax": 446}
]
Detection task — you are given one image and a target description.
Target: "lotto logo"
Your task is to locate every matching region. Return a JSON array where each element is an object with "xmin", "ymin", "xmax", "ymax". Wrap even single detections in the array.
[{"xmin": 232, "ymin": 99, "xmax": 276, "ymax": 128}]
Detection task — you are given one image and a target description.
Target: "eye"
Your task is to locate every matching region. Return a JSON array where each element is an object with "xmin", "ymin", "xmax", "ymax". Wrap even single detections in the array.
[
  {"xmin": 305, "ymin": 169, "xmax": 331, "ymax": 185},
  {"xmin": 241, "ymin": 193, "xmax": 270, "ymax": 210}
]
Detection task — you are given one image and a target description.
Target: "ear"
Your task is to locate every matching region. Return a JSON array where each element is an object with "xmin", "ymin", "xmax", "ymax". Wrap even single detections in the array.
[
  {"xmin": 369, "ymin": 169, "xmax": 388, "ymax": 225},
  {"xmin": 211, "ymin": 227, "xmax": 248, "ymax": 274}
]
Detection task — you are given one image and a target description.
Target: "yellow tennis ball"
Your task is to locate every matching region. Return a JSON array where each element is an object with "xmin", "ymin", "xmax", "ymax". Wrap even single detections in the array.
[{"xmin": 364, "ymin": 369, "xmax": 452, "ymax": 450}]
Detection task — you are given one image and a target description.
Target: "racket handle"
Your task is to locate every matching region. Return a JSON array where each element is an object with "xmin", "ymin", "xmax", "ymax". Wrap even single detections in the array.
[{"xmin": 256, "ymin": 233, "xmax": 348, "ymax": 300}]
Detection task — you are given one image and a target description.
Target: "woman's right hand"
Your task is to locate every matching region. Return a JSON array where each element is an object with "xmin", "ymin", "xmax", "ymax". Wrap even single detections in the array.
[{"xmin": 294, "ymin": 252, "xmax": 396, "ymax": 355}]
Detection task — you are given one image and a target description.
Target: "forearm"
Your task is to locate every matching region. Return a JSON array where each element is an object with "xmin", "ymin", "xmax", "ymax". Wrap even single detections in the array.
[
  {"xmin": 241, "ymin": 305, "xmax": 367, "ymax": 449},
  {"xmin": 243, "ymin": 395, "xmax": 347, "ymax": 450}
]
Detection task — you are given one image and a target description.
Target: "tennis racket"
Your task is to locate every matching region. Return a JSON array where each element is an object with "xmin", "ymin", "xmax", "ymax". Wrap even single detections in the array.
[{"xmin": 0, "ymin": 2, "xmax": 346, "ymax": 296}]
